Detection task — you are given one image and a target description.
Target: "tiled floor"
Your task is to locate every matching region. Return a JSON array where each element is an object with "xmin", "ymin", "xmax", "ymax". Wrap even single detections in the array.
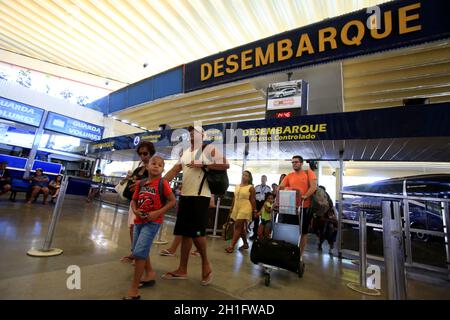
[{"xmin": 0, "ymin": 195, "xmax": 449, "ymax": 300}]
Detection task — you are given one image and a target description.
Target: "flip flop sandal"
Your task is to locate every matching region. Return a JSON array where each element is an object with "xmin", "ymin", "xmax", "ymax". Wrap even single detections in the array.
[
  {"xmin": 120, "ymin": 255, "xmax": 134, "ymax": 263},
  {"xmin": 238, "ymin": 245, "xmax": 249, "ymax": 250},
  {"xmin": 161, "ymin": 272, "xmax": 188, "ymax": 280},
  {"xmin": 138, "ymin": 280, "xmax": 156, "ymax": 288},
  {"xmin": 160, "ymin": 249, "xmax": 175, "ymax": 257},
  {"xmin": 122, "ymin": 295, "xmax": 141, "ymax": 300},
  {"xmin": 190, "ymin": 251, "xmax": 200, "ymax": 257},
  {"xmin": 225, "ymin": 247, "xmax": 234, "ymax": 253},
  {"xmin": 201, "ymin": 272, "xmax": 213, "ymax": 286}
]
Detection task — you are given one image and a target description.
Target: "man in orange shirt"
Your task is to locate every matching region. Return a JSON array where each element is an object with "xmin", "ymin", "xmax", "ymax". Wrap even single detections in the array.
[{"xmin": 279, "ymin": 155, "xmax": 318, "ymax": 258}]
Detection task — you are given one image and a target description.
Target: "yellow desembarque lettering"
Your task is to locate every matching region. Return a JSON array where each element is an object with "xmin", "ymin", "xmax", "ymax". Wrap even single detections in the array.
[
  {"xmin": 200, "ymin": 2, "xmax": 422, "ymax": 81},
  {"xmin": 92, "ymin": 141, "xmax": 114, "ymax": 150},
  {"xmin": 243, "ymin": 124, "xmax": 327, "ymax": 137}
]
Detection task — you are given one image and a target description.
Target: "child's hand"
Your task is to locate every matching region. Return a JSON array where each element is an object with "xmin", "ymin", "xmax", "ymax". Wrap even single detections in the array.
[
  {"xmin": 147, "ymin": 211, "xmax": 161, "ymax": 221},
  {"xmin": 134, "ymin": 210, "xmax": 143, "ymax": 217}
]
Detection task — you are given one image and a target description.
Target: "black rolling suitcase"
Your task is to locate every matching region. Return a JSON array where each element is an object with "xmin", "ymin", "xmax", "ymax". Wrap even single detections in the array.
[{"xmin": 250, "ymin": 238, "xmax": 301, "ymax": 273}]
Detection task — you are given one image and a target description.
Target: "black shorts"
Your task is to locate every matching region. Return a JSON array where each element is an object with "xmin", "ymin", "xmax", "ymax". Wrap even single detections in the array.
[
  {"xmin": 260, "ymin": 219, "xmax": 272, "ymax": 227},
  {"xmin": 256, "ymin": 200, "xmax": 265, "ymax": 211},
  {"xmin": 174, "ymin": 196, "xmax": 211, "ymax": 238},
  {"xmin": 277, "ymin": 208, "xmax": 313, "ymax": 235}
]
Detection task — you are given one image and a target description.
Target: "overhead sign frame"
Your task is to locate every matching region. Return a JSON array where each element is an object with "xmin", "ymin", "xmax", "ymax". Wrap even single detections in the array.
[
  {"xmin": 44, "ymin": 112, "xmax": 104, "ymax": 142},
  {"xmin": 0, "ymin": 96, "xmax": 45, "ymax": 127}
]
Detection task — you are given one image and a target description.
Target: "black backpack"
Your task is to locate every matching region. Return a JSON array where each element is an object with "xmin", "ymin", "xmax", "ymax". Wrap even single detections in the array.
[
  {"xmin": 196, "ymin": 145, "xmax": 229, "ymax": 196},
  {"xmin": 138, "ymin": 178, "xmax": 167, "ymax": 205}
]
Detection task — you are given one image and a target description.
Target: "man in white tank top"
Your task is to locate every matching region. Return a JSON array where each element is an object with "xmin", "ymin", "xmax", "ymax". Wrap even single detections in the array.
[{"xmin": 162, "ymin": 126, "xmax": 229, "ymax": 286}]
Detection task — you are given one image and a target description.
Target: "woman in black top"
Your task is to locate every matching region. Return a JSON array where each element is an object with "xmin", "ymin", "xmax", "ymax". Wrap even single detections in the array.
[{"xmin": 121, "ymin": 141, "xmax": 156, "ymax": 263}]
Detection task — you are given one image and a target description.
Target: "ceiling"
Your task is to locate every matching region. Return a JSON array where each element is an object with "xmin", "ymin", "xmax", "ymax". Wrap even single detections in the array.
[
  {"xmin": 343, "ymin": 41, "xmax": 450, "ymax": 111},
  {"xmin": 112, "ymin": 40, "xmax": 450, "ymax": 131},
  {"xmin": 0, "ymin": 0, "xmax": 387, "ymax": 85}
]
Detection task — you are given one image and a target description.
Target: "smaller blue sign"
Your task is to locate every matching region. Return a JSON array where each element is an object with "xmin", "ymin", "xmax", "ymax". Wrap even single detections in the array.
[
  {"xmin": 0, "ymin": 96, "xmax": 45, "ymax": 127},
  {"xmin": 45, "ymin": 112, "xmax": 104, "ymax": 141}
]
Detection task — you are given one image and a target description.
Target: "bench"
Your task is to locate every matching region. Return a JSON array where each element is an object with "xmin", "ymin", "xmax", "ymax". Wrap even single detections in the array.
[
  {"xmin": 9, "ymin": 178, "xmax": 30, "ymax": 202},
  {"xmin": 9, "ymin": 178, "xmax": 54, "ymax": 202}
]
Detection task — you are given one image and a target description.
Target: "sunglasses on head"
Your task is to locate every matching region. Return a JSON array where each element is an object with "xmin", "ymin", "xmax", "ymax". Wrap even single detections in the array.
[{"xmin": 139, "ymin": 152, "xmax": 149, "ymax": 156}]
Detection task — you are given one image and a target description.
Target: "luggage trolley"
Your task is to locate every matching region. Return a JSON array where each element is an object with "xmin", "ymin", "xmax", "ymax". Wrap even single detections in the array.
[{"xmin": 255, "ymin": 190, "xmax": 305, "ymax": 286}]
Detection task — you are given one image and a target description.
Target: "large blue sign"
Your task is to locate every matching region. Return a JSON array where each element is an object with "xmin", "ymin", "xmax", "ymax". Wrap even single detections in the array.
[
  {"xmin": 88, "ymin": 102, "xmax": 450, "ymax": 154},
  {"xmin": 184, "ymin": 0, "xmax": 450, "ymax": 92},
  {"xmin": 0, "ymin": 96, "xmax": 45, "ymax": 127},
  {"xmin": 45, "ymin": 112, "xmax": 104, "ymax": 141}
]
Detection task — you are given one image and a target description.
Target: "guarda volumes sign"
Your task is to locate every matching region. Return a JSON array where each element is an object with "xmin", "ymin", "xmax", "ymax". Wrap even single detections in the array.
[
  {"xmin": 44, "ymin": 112, "xmax": 104, "ymax": 141},
  {"xmin": 185, "ymin": 0, "xmax": 450, "ymax": 91},
  {"xmin": 0, "ymin": 97, "xmax": 44, "ymax": 127}
]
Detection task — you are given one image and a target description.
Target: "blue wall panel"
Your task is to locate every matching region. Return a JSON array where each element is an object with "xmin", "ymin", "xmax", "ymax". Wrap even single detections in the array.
[
  {"xmin": 109, "ymin": 89, "xmax": 128, "ymax": 113},
  {"xmin": 153, "ymin": 67, "xmax": 183, "ymax": 100},
  {"xmin": 100, "ymin": 66, "xmax": 183, "ymax": 114},
  {"xmin": 87, "ymin": 96, "xmax": 109, "ymax": 114},
  {"xmin": 128, "ymin": 79, "xmax": 153, "ymax": 107}
]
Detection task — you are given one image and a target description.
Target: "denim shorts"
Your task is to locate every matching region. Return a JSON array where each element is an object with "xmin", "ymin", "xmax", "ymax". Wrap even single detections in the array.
[{"xmin": 132, "ymin": 222, "xmax": 160, "ymax": 260}]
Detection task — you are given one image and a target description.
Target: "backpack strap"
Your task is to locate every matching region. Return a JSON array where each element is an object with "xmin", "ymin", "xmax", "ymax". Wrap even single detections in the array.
[
  {"xmin": 196, "ymin": 144, "xmax": 208, "ymax": 196},
  {"xmin": 158, "ymin": 178, "xmax": 166, "ymax": 205}
]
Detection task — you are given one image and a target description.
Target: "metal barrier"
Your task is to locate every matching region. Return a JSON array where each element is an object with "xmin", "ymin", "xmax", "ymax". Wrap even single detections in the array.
[
  {"xmin": 382, "ymin": 200, "xmax": 407, "ymax": 300},
  {"xmin": 27, "ymin": 175, "xmax": 70, "ymax": 257},
  {"xmin": 153, "ymin": 221, "xmax": 168, "ymax": 245},
  {"xmin": 339, "ymin": 191, "xmax": 450, "ymax": 297},
  {"xmin": 208, "ymin": 197, "xmax": 222, "ymax": 239},
  {"xmin": 346, "ymin": 210, "xmax": 381, "ymax": 296}
]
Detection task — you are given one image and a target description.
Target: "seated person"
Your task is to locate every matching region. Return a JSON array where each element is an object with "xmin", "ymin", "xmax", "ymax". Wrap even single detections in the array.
[
  {"xmin": 87, "ymin": 169, "xmax": 103, "ymax": 203},
  {"xmin": 0, "ymin": 161, "xmax": 11, "ymax": 196},
  {"xmin": 49, "ymin": 175, "xmax": 62, "ymax": 201},
  {"xmin": 27, "ymin": 168, "xmax": 50, "ymax": 204}
]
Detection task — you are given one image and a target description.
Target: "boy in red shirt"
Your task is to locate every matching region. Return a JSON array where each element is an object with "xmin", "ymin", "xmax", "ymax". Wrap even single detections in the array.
[{"xmin": 124, "ymin": 155, "xmax": 176, "ymax": 300}]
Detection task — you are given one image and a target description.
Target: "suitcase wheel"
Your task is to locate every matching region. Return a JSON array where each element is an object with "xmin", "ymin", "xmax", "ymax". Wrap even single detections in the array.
[
  {"xmin": 298, "ymin": 262, "xmax": 305, "ymax": 278},
  {"xmin": 264, "ymin": 274, "xmax": 271, "ymax": 286}
]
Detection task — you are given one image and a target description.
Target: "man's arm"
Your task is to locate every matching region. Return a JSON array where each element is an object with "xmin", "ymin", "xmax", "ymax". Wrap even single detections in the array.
[
  {"xmin": 207, "ymin": 146, "xmax": 229, "ymax": 170},
  {"xmin": 303, "ymin": 178, "xmax": 318, "ymax": 200},
  {"xmin": 278, "ymin": 180, "xmax": 287, "ymax": 191},
  {"xmin": 188, "ymin": 145, "xmax": 230, "ymax": 170},
  {"xmin": 164, "ymin": 163, "xmax": 182, "ymax": 182}
]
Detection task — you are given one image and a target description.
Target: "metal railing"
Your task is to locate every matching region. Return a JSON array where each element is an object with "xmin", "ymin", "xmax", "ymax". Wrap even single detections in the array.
[{"xmin": 338, "ymin": 191, "xmax": 450, "ymax": 281}]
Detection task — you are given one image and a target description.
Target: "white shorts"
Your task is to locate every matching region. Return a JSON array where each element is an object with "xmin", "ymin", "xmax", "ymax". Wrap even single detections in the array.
[{"xmin": 127, "ymin": 204, "xmax": 135, "ymax": 227}]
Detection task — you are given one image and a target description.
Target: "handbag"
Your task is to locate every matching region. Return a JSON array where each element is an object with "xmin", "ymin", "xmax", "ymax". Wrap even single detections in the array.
[
  {"xmin": 114, "ymin": 181, "xmax": 127, "ymax": 200},
  {"xmin": 222, "ymin": 218, "xmax": 234, "ymax": 241},
  {"xmin": 196, "ymin": 146, "xmax": 229, "ymax": 196}
]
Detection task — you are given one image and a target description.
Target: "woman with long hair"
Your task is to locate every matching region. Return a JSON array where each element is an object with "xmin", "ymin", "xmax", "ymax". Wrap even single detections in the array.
[
  {"xmin": 121, "ymin": 141, "xmax": 156, "ymax": 263},
  {"xmin": 225, "ymin": 170, "xmax": 257, "ymax": 253}
]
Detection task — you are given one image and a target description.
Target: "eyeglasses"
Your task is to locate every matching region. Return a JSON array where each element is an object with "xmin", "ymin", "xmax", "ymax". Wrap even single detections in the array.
[{"xmin": 139, "ymin": 152, "xmax": 149, "ymax": 156}]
